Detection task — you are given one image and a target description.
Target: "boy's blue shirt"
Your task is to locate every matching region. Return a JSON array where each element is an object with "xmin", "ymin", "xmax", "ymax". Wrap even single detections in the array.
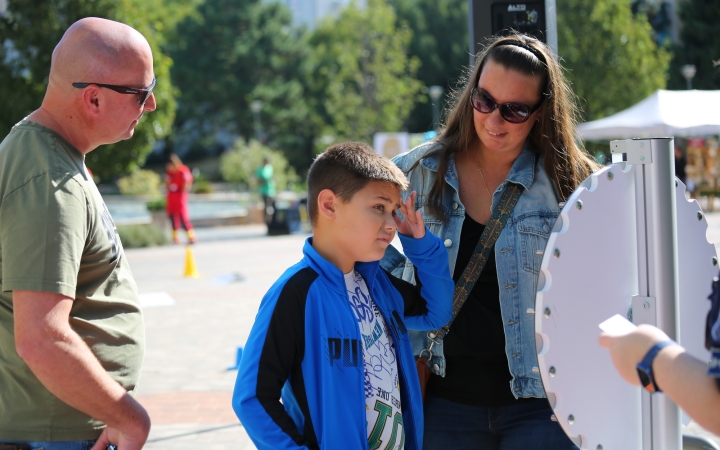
[{"xmin": 233, "ymin": 230, "xmax": 453, "ymax": 450}]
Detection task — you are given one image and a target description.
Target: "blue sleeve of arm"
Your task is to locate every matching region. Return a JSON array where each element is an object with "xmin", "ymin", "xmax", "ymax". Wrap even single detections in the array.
[
  {"xmin": 397, "ymin": 229, "xmax": 454, "ymax": 330},
  {"xmin": 232, "ymin": 282, "xmax": 310, "ymax": 450},
  {"xmin": 380, "ymin": 242, "xmax": 408, "ymax": 278}
]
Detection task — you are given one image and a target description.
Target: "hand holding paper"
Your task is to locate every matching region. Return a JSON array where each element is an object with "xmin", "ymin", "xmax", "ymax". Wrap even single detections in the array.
[
  {"xmin": 599, "ymin": 317, "xmax": 672, "ymax": 387},
  {"xmin": 599, "ymin": 314, "xmax": 637, "ymax": 337}
]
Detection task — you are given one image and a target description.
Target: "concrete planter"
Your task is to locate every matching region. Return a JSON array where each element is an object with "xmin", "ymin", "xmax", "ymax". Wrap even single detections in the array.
[{"xmin": 150, "ymin": 210, "xmax": 169, "ymax": 234}]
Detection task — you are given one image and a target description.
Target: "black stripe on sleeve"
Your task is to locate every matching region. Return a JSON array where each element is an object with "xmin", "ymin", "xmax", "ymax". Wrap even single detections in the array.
[
  {"xmin": 256, "ymin": 267, "xmax": 319, "ymax": 448},
  {"xmin": 382, "ymin": 267, "xmax": 428, "ymax": 317},
  {"xmin": 289, "ymin": 360, "xmax": 318, "ymax": 448}
]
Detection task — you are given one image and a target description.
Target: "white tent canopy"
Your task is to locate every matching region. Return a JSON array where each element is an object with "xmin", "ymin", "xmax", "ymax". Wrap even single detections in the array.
[{"xmin": 577, "ymin": 89, "xmax": 720, "ymax": 141}]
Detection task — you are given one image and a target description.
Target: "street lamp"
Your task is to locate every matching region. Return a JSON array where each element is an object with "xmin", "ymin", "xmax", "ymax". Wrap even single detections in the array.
[
  {"xmin": 681, "ymin": 64, "xmax": 696, "ymax": 90},
  {"xmin": 428, "ymin": 85, "xmax": 444, "ymax": 132},
  {"xmin": 0, "ymin": 0, "xmax": 6, "ymax": 15},
  {"xmin": 250, "ymin": 100, "xmax": 264, "ymax": 142}
]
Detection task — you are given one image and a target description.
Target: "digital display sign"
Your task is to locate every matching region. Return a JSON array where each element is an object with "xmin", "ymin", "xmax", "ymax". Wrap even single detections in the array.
[
  {"xmin": 490, "ymin": 2, "xmax": 546, "ymax": 41},
  {"xmin": 469, "ymin": 0, "xmax": 556, "ymax": 58}
]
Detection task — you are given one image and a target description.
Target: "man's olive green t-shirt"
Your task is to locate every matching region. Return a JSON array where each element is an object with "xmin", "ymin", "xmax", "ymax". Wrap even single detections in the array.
[{"xmin": 0, "ymin": 120, "xmax": 145, "ymax": 441}]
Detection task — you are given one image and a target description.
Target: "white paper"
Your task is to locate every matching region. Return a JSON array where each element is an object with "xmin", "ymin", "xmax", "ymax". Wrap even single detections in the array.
[
  {"xmin": 138, "ymin": 291, "xmax": 176, "ymax": 308},
  {"xmin": 599, "ymin": 314, "xmax": 637, "ymax": 336}
]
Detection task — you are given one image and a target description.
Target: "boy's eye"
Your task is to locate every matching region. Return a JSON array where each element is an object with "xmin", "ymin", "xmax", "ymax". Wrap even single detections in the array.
[{"xmin": 375, "ymin": 205, "xmax": 385, "ymax": 212}]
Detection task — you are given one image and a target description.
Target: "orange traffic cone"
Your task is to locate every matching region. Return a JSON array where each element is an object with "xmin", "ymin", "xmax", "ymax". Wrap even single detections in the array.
[{"xmin": 183, "ymin": 245, "xmax": 200, "ymax": 278}]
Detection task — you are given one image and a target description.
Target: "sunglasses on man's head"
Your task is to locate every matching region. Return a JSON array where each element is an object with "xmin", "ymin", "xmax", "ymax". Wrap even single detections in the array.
[
  {"xmin": 470, "ymin": 87, "xmax": 542, "ymax": 124},
  {"xmin": 72, "ymin": 77, "xmax": 156, "ymax": 106}
]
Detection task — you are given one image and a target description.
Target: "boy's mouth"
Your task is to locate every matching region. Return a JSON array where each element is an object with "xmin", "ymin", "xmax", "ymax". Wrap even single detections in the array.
[{"xmin": 377, "ymin": 235, "xmax": 392, "ymax": 244}]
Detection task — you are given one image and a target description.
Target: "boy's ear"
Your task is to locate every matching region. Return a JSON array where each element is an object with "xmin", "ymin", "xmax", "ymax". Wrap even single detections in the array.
[{"xmin": 317, "ymin": 189, "xmax": 337, "ymax": 220}]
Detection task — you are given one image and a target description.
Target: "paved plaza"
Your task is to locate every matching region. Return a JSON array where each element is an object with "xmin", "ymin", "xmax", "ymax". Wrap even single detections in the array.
[
  {"xmin": 130, "ymin": 224, "xmax": 299, "ymax": 448},
  {"xmin": 127, "ymin": 212, "xmax": 720, "ymax": 449}
]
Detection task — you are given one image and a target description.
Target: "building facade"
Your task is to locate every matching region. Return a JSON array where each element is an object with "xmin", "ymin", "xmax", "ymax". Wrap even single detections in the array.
[{"xmin": 269, "ymin": 0, "xmax": 366, "ymax": 29}]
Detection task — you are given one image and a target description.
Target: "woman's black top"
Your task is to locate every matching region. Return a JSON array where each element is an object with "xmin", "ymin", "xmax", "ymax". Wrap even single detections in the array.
[{"xmin": 426, "ymin": 213, "xmax": 534, "ymax": 406}]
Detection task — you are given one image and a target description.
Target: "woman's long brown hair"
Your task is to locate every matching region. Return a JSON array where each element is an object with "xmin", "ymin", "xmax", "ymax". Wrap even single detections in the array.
[{"xmin": 414, "ymin": 33, "xmax": 600, "ymax": 221}]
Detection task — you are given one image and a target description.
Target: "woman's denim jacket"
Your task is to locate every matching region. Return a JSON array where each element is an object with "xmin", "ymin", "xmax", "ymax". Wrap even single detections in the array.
[{"xmin": 380, "ymin": 140, "xmax": 560, "ymax": 399}]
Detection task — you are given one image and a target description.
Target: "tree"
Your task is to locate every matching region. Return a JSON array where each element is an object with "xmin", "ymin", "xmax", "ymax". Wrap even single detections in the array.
[
  {"xmin": 308, "ymin": 0, "xmax": 423, "ymax": 145},
  {"xmin": 631, "ymin": 0, "xmax": 673, "ymax": 47},
  {"xmin": 667, "ymin": 0, "xmax": 720, "ymax": 90},
  {"xmin": 558, "ymin": 0, "xmax": 671, "ymax": 121},
  {"xmin": 389, "ymin": 0, "xmax": 469, "ymax": 132},
  {"xmin": 0, "ymin": 0, "xmax": 177, "ymax": 180},
  {"xmin": 220, "ymin": 139, "xmax": 299, "ymax": 192},
  {"xmin": 169, "ymin": 0, "xmax": 315, "ymax": 171},
  {"xmin": 117, "ymin": 169, "xmax": 163, "ymax": 199}
]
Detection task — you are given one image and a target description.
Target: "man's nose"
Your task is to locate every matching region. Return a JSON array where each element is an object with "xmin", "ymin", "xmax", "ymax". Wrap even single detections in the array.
[{"xmin": 144, "ymin": 93, "xmax": 157, "ymax": 112}]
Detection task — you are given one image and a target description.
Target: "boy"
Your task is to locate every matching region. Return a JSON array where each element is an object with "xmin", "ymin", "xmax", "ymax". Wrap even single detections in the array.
[{"xmin": 232, "ymin": 142, "xmax": 454, "ymax": 449}]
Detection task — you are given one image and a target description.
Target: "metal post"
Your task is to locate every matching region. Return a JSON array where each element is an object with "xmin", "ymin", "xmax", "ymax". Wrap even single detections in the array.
[
  {"xmin": 250, "ymin": 100, "xmax": 263, "ymax": 142},
  {"xmin": 681, "ymin": 64, "xmax": 696, "ymax": 91},
  {"xmin": 544, "ymin": 0, "xmax": 558, "ymax": 57},
  {"xmin": 644, "ymin": 138, "xmax": 681, "ymax": 450},
  {"xmin": 611, "ymin": 138, "xmax": 681, "ymax": 450},
  {"xmin": 428, "ymin": 86, "xmax": 444, "ymax": 132}
]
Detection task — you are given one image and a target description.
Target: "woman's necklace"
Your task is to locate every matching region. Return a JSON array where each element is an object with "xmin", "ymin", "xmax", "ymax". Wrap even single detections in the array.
[{"xmin": 472, "ymin": 152, "xmax": 493, "ymax": 213}]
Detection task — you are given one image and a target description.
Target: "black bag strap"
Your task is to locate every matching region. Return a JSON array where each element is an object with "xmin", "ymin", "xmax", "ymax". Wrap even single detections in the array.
[{"xmin": 421, "ymin": 182, "xmax": 523, "ymax": 357}]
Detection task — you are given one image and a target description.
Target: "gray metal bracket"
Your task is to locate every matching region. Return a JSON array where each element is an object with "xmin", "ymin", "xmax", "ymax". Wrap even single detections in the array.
[{"xmin": 611, "ymin": 139, "xmax": 654, "ymax": 165}]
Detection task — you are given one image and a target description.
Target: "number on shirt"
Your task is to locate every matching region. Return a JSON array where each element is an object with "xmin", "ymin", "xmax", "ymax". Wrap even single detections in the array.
[{"xmin": 368, "ymin": 400, "xmax": 405, "ymax": 450}]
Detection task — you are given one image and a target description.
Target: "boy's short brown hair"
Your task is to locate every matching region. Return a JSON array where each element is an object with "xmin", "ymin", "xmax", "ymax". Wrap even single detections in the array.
[{"xmin": 307, "ymin": 142, "xmax": 409, "ymax": 225}]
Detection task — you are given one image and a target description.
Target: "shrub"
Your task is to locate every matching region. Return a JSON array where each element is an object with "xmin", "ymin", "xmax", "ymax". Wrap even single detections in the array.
[
  {"xmin": 146, "ymin": 198, "xmax": 166, "ymax": 211},
  {"xmin": 192, "ymin": 172, "xmax": 214, "ymax": 194},
  {"xmin": 117, "ymin": 224, "xmax": 169, "ymax": 248},
  {"xmin": 117, "ymin": 170, "xmax": 163, "ymax": 198},
  {"xmin": 220, "ymin": 139, "xmax": 299, "ymax": 192}
]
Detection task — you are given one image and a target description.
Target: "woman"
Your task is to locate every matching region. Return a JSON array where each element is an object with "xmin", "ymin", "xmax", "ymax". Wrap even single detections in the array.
[{"xmin": 381, "ymin": 33, "xmax": 599, "ymax": 449}]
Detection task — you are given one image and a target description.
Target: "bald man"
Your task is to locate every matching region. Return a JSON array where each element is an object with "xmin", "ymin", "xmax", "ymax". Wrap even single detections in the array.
[{"xmin": 0, "ymin": 18, "xmax": 155, "ymax": 450}]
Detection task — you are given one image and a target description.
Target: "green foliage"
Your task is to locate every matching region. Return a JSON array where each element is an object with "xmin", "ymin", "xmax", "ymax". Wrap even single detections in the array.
[
  {"xmin": 308, "ymin": 0, "xmax": 423, "ymax": 145},
  {"xmin": 220, "ymin": 139, "xmax": 299, "ymax": 191},
  {"xmin": 117, "ymin": 169, "xmax": 163, "ymax": 198},
  {"xmin": 146, "ymin": 197, "xmax": 166, "ymax": 211},
  {"xmin": 162, "ymin": 0, "xmax": 427, "ymax": 175},
  {"xmin": 169, "ymin": 0, "xmax": 315, "ymax": 171},
  {"xmin": 191, "ymin": 172, "xmax": 214, "ymax": 194},
  {"xmin": 117, "ymin": 224, "xmax": 169, "ymax": 248},
  {"xmin": 0, "ymin": 0, "xmax": 178, "ymax": 181},
  {"xmin": 389, "ymin": 0, "xmax": 468, "ymax": 132},
  {"xmin": 558, "ymin": 0, "xmax": 671, "ymax": 121},
  {"xmin": 667, "ymin": 0, "xmax": 720, "ymax": 90}
]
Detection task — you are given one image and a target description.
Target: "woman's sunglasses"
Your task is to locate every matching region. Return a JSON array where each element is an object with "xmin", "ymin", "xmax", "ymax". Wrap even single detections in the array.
[
  {"xmin": 470, "ymin": 87, "xmax": 542, "ymax": 124},
  {"xmin": 72, "ymin": 77, "xmax": 156, "ymax": 106}
]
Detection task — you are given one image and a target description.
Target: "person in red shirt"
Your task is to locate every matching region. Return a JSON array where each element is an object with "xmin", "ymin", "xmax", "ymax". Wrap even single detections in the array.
[{"xmin": 165, "ymin": 154, "xmax": 196, "ymax": 244}]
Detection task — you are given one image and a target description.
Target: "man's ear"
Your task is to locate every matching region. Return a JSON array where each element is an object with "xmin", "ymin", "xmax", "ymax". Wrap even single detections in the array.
[
  {"xmin": 82, "ymin": 87, "xmax": 102, "ymax": 115},
  {"xmin": 317, "ymin": 189, "xmax": 338, "ymax": 221}
]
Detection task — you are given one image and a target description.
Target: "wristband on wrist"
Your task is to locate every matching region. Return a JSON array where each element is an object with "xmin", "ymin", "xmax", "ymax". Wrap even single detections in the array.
[
  {"xmin": 636, "ymin": 340, "xmax": 676, "ymax": 393},
  {"xmin": 707, "ymin": 348, "xmax": 720, "ymax": 392}
]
